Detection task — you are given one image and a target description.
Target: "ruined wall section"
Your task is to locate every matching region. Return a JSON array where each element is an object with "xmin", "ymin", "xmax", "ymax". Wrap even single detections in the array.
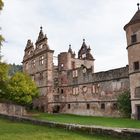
[{"xmin": 60, "ymin": 66, "xmax": 129, "ymax": 116}]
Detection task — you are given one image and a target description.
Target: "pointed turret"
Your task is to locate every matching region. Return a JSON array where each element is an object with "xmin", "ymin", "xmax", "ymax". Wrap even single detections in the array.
[
  {"xmin": 68, "ymin": 44, "xmax": 73, "ymax": 54},
  {"xmin": 36, "ymin": 26, "xmax": 48, "ymax": 45},
  {"xmin": 68, "ymin": 44, "xmax": 75, "ymax": 58},
  {"xmin": 25, "ymin": 39, "xmax": 34, "ymax": 51},
  {"xmin": 124, "ymin": 3, "xmax": 140, "ymax": 30},
  {"xmin": 78, "ymin": 39, "xmax": 94, "ymax": 60}
]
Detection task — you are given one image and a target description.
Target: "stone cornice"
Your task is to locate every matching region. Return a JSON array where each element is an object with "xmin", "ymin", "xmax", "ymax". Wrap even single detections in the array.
[
  {"xmin": 127, "ymin": 42, "xmax": 140, "ymax": 49},
  {"xmin": 23, "ymin": 49, "xmax": 54, "ymax": 63}
]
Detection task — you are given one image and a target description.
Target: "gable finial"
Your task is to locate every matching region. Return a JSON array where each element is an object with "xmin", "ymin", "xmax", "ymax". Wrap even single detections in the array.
[
  {"xmin": 137, "ymin": 3, "xmax": 140, "ymax": 10},
  {"xmin": 83, "ymin": 39, "xmax": 85, "ymax": 43},
  {"xmin": 40, "ymin": 26, "xmax": 43, "ymax": 30}
]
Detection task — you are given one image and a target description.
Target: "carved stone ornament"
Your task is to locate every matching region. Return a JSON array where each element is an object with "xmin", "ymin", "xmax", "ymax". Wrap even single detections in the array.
[{"xmin": 82, "ymin": 86, "xmax": 87, "ymax": 93}]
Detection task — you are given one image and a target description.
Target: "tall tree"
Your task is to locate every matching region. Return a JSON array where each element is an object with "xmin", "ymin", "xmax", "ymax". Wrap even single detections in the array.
[
  {"xmin": 9, "ymin": 63, "xmax": 23, "ymax": 76},
  {"xmin": 0, "ymin": 63, "xmax": 9, "ymax": 99},
  {"xmin": 0, "ymin": 0, "xmax": 4, "ymax": 62},
  {"xmin": 0, "ymin": 0, "xmax": 3, "ymax": 10}
]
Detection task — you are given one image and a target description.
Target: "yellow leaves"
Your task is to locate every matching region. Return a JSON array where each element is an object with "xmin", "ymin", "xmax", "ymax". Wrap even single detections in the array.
[{"xmin": 0, "ymin": 0, "xmax": 4, "ymax": 11}]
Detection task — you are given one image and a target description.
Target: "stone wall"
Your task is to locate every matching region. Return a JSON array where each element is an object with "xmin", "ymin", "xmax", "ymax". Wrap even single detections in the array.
[
  {"xmin": 57, "ymin": 66, "xmax": 129, "ymax": 117},
  {"xmin": 0, "ymin": 102, "xmax": 26, "ymax": 116},
  {"xmin": 0, "ymin": 114, "xmax": 139, "ymax": 139}
]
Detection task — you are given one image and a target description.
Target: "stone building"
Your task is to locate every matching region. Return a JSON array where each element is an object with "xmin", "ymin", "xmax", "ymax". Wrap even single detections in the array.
[
  {"xmin": 23, "ymin": 5, "xmax": 140, "ymax": 119},
  {"xmin": 124, "ymin": 4, "xmax": 140, "ymax": 120}
]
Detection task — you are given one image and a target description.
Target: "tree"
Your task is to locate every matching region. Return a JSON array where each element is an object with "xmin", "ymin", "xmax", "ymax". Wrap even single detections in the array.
[
  {"xmin": 0, "ymin": 0, "xmax": 4, "ymax": 62},
  {"xmin": 0, "ymin": 0, "xmax": 4, "ymax": 10},
  {"xmin": 7, "ymin": 72, "xmax": 39, "ymax": 105},
  {"xmin": 0, "ymin": 62, "xmax": 9, "ymax": 99},
  {"xmin": 117, "ymin": 91, "xmax": 131, "ymax": 118},
  {"xmin": 8, "ymin": 63, "xmax": 23, "ymax": 76}
]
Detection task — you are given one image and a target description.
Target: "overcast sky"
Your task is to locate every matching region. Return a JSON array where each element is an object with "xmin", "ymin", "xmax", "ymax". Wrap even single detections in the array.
[{"xmin": 0, "ymin": 0, "xmax": 139, "ymax": 72}]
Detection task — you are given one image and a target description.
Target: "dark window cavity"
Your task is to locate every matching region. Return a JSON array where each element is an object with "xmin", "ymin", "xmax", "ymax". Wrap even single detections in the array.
[
  {"xmin": 134, "ymin": 61, "xmax": 139, "ymax": 71},
  {"xmin": 131, "ymin": 34, "xmax": 137, "ymax": 44},
  {"xmin": 87, "ymin": 104, "xmax": 90, "ymax": 109},
  {"xmin": 61, "ymin": 89, "xmax": 64, "ymax": 94},
  {"xmin": 101, "ymin": 103, "xmax": 105, "ymax": 110},
  {"xmin": 68, "ymin": 104, "xmax": 71, "ymax": 109}
]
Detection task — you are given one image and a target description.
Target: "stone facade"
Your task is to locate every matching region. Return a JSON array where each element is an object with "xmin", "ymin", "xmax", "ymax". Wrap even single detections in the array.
[
  {"xmin": 22, "ymin": 27, "xmax": 129, "ymax": 117},
  {"xmin": 124, "ymin": 6, "xmax": 140, "ymax": 120},
  {"xmin": 22, "ymin": 6, "xmax": 140, "ymax": 119},
  {"xmin": 58, "ymin": 67, "xmax": 129, "ymax": 117}
]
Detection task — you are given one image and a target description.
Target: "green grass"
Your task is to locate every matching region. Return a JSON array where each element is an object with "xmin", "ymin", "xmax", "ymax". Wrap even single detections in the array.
[
  {"xmin": 0, "ymin": 118, "xmax": 124, "ymax": 140},
  {"xmin": 32, "ymin": 113, "xmax": 140, "ymax": 129}
]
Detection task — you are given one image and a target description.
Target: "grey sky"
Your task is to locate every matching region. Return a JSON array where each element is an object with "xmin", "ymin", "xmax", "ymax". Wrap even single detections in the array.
[{"xmin": 0, "ymin": 0, "xmax": 139, "ymax": 72}]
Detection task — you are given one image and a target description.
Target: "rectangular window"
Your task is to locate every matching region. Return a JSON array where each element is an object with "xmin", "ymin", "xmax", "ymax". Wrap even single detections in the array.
[
  {"xmin": 101, "ymin": 103, "xmax": 105, "ymax": 110},
  {"xmin": 54, "ymin": 95, "xmax": 59, "ymax": 102},
  {"xmin": 82, "ymin": 53, "xmax": 86, "ymax": 58},
  {"xmin": 68, "ymin": 104, "xmax": 71, "ymax": 109},
  {"xmin": 131, "ymin": 34, "xmax": 137, "ymax": 44},
  {"xmin": 61, "ymin": 89, "xmax": 64, "ymax": 94},
  {"xmin": 72, "ymin": 61, "xmax": 75, "ymax": 69},
  {"xmin": 93, "ymin": 84, "xmax": 99, "ymax": 93},
  {"xmin": 135, "ymin": 87, "xmax": 140, "ymax": 98},
  {"xmin": 39, "ymin": 56, "xmax": 44, "ymax": 65},
  {"xmin": 112, "ymin": 103, "xmax": 118, "ymax": 110},
  {"xmin": 133, "ymin": 61, "xmax": 139, "ymax": 71},
  {"xmin": 72, "ymin": 87, "xmax": 79, "ymax": 96},
  {"xmin": 87, "ymin": 104, "xmax": 90, "ymax": 109},
  {"xmin": 31, "ymin": 59, "xmax": 35, "ymax": 68},
  {"xmin": 73, "ymin": 70, "xmax": 78, "ymax": 78}
]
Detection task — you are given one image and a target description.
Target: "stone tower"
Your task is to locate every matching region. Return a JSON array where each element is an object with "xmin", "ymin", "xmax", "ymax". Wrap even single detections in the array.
[
  {"xmin": 23, "ymin": 27, "xmax": 54, "ymax": 112},
  {"xmin": 124, "ymin": 4, "xmax": 140, "ymax": 119}
]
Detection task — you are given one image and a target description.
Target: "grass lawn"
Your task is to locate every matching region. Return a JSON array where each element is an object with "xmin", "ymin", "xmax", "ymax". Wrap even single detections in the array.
[
  {"xmin": 32, "ymin": 113, "xmax": 140, "ymax": 129},
  {"xmin": 0, "ymin": 118, "xmax": 125, "ymax": 140}
]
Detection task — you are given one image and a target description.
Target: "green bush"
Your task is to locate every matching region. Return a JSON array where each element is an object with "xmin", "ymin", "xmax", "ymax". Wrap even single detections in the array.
[
  {"xmin": 117, "ymin": 91, "xmax": 131, "ymax": 118},
  {"xmin": 0, "ymin": 62, "xmax": 39, "ymax": 106},
  {"xmin": 7, "ymin": 72, "xmax": 39, "ymax": 105}
]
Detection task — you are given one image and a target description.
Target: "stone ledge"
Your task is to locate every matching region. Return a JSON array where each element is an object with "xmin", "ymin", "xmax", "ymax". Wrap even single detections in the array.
[{"xmin": 0, "ymin": 113, "xmax": 140, "ymax": 139}]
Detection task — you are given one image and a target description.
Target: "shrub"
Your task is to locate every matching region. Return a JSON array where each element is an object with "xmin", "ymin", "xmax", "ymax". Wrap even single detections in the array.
[
  {"xmin": 7, "ymin": 72, "xmax": 39, "ymax": 106},
  {"xmin": 117, "ymin": 91, "xmax": 131, "ymax": 118}
]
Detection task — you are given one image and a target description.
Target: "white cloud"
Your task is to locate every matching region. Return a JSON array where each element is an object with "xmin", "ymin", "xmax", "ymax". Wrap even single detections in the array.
[{"xmin": 0, "ymin": 0, "xmax": 139, "ymax": 71}]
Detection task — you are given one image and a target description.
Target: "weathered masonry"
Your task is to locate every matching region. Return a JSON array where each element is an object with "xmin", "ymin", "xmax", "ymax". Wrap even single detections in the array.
[
  {"xmin": 124, "ymin": 4, "xmax": 140, "ymax": 120},
  {"xmin": 23, "ymin": 4, "xmax": 140, "ymax": 119}
]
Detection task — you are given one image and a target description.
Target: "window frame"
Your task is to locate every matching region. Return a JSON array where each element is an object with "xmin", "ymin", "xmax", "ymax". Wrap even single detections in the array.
[
  {"xmin": 131, "ymin": 34, "xmax": 137, "ymax": 44},
  {"xmin": 39, "ymin": 55, "xmax": 44, "ymax": 65},
  {"xmin": 133, "ymin": 61, "xmax": 139, "ymax": 71},
  {"xmin": 101, "ymin": 103, "xmax": 105, "ymax": 110}
]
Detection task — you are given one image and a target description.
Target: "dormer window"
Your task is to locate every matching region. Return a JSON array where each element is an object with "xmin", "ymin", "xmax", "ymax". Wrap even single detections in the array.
[
  {"xmin": 131, "ymin": 34, "xmax": 137, "ymax": 44},
  {"xmin": 39, "ymin": 44, "xmax": 43, "ymax": 49},
  {"xmin": 82, "ymin": 53, "xmax": 86, "ymax": 58}
]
